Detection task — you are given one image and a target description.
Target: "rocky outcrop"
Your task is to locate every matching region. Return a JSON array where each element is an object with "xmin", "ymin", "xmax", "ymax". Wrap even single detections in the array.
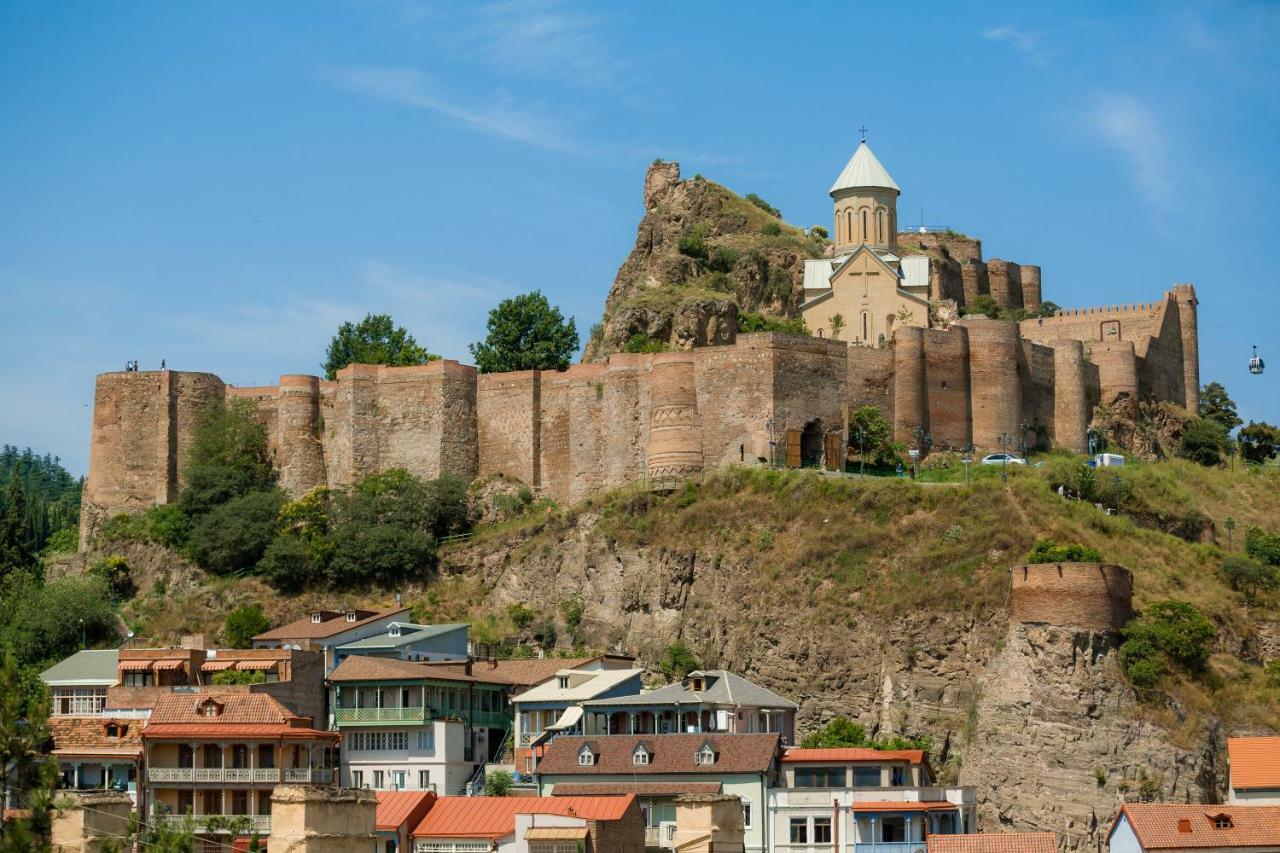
[{"xmin": 584, "ymin": 161, "xmax": 824, "ymax": 359}]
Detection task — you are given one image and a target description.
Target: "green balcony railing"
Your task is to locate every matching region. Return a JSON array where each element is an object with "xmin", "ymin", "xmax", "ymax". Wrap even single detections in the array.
[{"xmin": 333, "ymin": 706, "xmax": 430, "ymax": 725}]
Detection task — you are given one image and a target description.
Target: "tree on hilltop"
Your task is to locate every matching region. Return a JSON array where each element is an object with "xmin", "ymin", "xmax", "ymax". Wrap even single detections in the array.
[
  {"xmin": 1238, "ymin": 421, "xmax": 1280, "ymax": 465},
  {"xmin": 323, "ymin": 313, "xmax": 438, "ymax": 380},
  {"xmin": 1199, "ymin": 381, "xmax": 1241, "ymax": 432},
  {"xmin": 469, "ymin": 291, "xmax": 578, "ymax": 374}
]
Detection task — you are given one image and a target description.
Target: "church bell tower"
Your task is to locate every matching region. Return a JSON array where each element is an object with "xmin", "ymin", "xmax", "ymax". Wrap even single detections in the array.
[{"xmin": 829, "ymin": 137, "xmax": 900, "ymax": 254}]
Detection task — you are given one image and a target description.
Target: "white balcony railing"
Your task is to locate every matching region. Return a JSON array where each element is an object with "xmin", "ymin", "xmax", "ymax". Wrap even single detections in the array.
[
  {"xmin": 283, "ymin": 769, "xmax": 315, "ymax": 783},
  {"xmin": 252, "ymin": 768, "xmax": 278, "ymax": 783},
  {"xmin": 158, "ymin": 814, "xmax": 271, "ymax": 834},
  {"xmin": 194, "ymin": 769, "xmax": 223, "ymax": 783},
  {"xmin": 854, "ymin": 844, "xmax": 926, "ymax": 853},
  {"xmin": 148, "ymin": 768, "xmax": 194, "ymax": 783},
  {"xmin": 222, "ymin": 769, "xmax": 253, "ymax": 783},
  {"xmin": 150, "ymin": 768, "xmax": 291, "ymax": 784}
]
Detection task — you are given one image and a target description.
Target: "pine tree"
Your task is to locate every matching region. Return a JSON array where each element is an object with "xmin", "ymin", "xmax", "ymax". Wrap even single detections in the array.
[{"xmin": 0, "ymin": 471, "xmax": 32, "ymax": 576}]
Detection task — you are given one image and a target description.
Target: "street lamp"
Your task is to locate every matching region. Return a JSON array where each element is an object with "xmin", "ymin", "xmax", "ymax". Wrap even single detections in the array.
[
  {"xmin": 960, "ymin": 444, "xmax": 974, "ymax": 484},
  {"xmin": 1019, "ymin": 422, "xmax": 1030, "ymax": 457},
  {"xmin": 1226, "ymin": 516, "xmax": 1236, "ymax": 551},
  {"xmin": 997, "ymin": 432, "xmax": 1013, "ymax": 483},
  {"xmin": 852, "ymin": 426, "xmax": 867, "ymax": 478}
]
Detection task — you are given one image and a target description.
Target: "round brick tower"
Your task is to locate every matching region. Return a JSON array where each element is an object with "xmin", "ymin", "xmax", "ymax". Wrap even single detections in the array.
[
  {"xmin": 1010, "ymin": 563, "xmax": 1134, "ymax": 632},
  {"xmin": 1019, "ymin": 265, "xmax": 1043, "ymax": 313},
  {"xmin": 646, "ymin": 353, "xmax": 702, "ymax": 484},
  {"xmin": 276, "ymin": 374, "xmax": 326, "ymax": 497},
  {"xmin": 962, "ymin": 318, "xmax": 1023, "ymax": 452},
  {"xmin": 1051, "ymin": 339, "xmax": 1089, "ymax": 453},
  {"xmin": 892, "ymin": 326, "xmax": 927, "ymax": 443},
  {"xmin": 1092, "ymin": 340, "xmax": 1139, "ymax": 404}
]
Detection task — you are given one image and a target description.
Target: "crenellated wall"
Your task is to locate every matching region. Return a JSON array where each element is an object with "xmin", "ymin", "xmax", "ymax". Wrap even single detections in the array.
[
  {"xmin": 1010, "ymin": 562, "xmax": 1134, "ymax": 632},
  {"xmin": 78, "ymin": 288, "xmax": 1198, "ymax": 544}
]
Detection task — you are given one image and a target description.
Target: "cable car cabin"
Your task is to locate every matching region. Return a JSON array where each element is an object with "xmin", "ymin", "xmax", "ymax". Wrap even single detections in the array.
[{"xmin": 1249, "ymin": 345, "xmax": 1265, "ymax": 375}]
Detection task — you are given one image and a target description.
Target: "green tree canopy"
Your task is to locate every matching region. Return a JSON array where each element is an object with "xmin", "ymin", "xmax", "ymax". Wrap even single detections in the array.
[
  {"xmin": 188, "ymin": 489, "xmax": 287, "ymax": 573},
  {"xmin": 1238, "ymin": 421, "xmax": 1280, "ymax": 464},
  {"xmin": 180, "ymin": 399, "xmax": 274, "ymax": 515},
  {"xmin": 1199, "ymin": 381, "xmax": 1241, "ymax": 432},
  {"xmin": 323, "ymin": 313, "xmax": 438, "ymax": 380},
  {"xmin": 1179, "ymin": 417, "xmax": 1231, "ymax": 467},
  {"xmin": 1119, "ymin": 600, "xmax": 1216, "ymax": 687},
  {"xmin": 1220, "ymin": 556, "xmax": 1278, "ymax": 602},
  {"xmin": 469, "ymin": 291, "xmax": 578, "ymax": 374},
  {"xmin": 1028, "ymin": 540, "xmax": 1103, "ymax": 564},
  {"xmin": 799, "ymin": 715, "xmax": 931, "ymax": 751},
  {"xmin": 658, "ymin": 642, "xmax": 700, "ymax": 681},
  {"xmin": 1245, "ymin": 527, "xmax": 1280, "ymax": 566},
  {"xmin": 224, "ymin": 603, "xmax": 270, "ymax": 648},
  {"xmin": 0, "ymin": 653, "xmax": 59, "ymax": 851}
]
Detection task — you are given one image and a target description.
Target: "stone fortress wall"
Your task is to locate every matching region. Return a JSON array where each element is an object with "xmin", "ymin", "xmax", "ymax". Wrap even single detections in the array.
[
  {"xmin": 1010, "ymin": 562, "xmax": 1135, "ymax": 632},
  {"xmin": 79, "ymin": 282, "xmax": 1198, "ymax": 546}
]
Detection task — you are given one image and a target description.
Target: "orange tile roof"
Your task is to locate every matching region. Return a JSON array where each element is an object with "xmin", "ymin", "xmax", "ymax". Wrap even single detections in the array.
[
  {"xmin": 375, "ymin": 791, "xmax": 436, "ymax": 831},
  {"xmin": 142, "ymin": 723, "xmax": 337, "ymax": 740},
  {"xmin": 1111, "ymin": 803, "xmax": 1280, "ymax": 849},
  {"xmin": 411, "ymin": 795, "xmax": 635, "ymax": 840},
  {"xmin": 782, "ymin": 747, "xmax": 926, "ymax": 764},
  {"xmin": 148, "ymin": 691, "xmax": 300, "ymax": 725},
  {"xmin": 254, "ymin": 607, "xmax": 409, "ymax": 642},
  {"xmin": 551, "ymin": 782, "xmax": 721, "ymax": 797},
  {"xmin": 927, "ymin": 832, "xmax": 1057, "ymax": 853},
  {"xmin": 1229, "ymin": 737, "xmax": 1280, "ymax": 791},
  {"xmin": 49, "ymin": 717, "xmax": 142, "ymax": 758}
]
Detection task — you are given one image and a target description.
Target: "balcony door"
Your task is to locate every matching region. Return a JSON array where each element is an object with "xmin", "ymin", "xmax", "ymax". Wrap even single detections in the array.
[{"xmin": 177, "ymin": 745, "xmax": 194, "ymax": 769}]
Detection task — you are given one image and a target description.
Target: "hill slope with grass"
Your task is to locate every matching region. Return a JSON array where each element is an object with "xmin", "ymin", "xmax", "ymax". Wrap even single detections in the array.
[{"xmin": 582, "ymin": 160, "xmax": 827, "ymax": 359}]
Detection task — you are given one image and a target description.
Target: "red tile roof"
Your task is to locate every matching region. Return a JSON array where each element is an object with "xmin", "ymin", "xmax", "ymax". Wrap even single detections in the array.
[
  {"xmin": 375, "ymin": 791, "xmax": 436, "ymax": 831},
  {"xmin": 551, "ymin": 782, "xmax": 721, "ymax": 797},
  {"xmin": 927, "ymin": 832, "xmax": 1057, "ymax": 853},
  {"xmin": 537, "ymin": 733, "xmax": 779, "ymax": 776},
  {"xmin": 49, "ymin": 718, "xmax": 142, "ymax": 758},
  {"xmin": 411, "ymin": 795, "xmax": 635, "ymax": 840},
  {"xmin": 142, "ymin": 692, "xmax": 336, "ymax": 741},
  {"xmin": 782, "ymin": 747, "xmax": 926, "ymax": 764},
  {"xmin": 253, "ymin": 607, "xmax": 409, "ymax": 642},
  {"xmin": 1111, "ymin": 803, "xmax": 1280, "ymax": 849},
  {"xmin": 420, "ymin": 656, "xmax": 600, "ymax": 687},
  {"xmin": 1229, "ymin": 737, "xmax": 1280, "ymax": 791},
  {"xmin": 142, "ymin": 723, "xmax": 337, "ymax": 740}
]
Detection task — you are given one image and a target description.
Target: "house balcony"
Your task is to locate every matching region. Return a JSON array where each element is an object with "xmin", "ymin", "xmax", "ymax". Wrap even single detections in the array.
[
  {"xmin": 334, "ymin": 706, "xmax": 430, "ymax": 725},
  {"xmin": 157, "ymin": 814, "xmax": 271, "ymax": 834},
  {"xmin": 854, "ymin": 844, "xmax": 926, "ymax": 853},
  {"xmin": 148, "ymin": 767, "xmax": 332, "ymax": 785}
]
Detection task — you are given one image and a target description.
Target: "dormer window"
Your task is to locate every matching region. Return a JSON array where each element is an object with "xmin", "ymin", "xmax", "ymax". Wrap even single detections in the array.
[
  {"xmin": 104, "ymin": 722, "xmax": 127, "ymax": 739},
  {"xmin": 198, "ymin": 699, "xmax": 223, "ymax": 718},
  {"xmin": 1210, "ymin": 814, "xmax": 1233, "ymax": 830},
  {"xmin": 633, "ymin": 745, "xmax": 650, "ymax": 766},
  {"xmin": 694, "ymin": 744, "xmax": 716, "ymax": 766},
  {"xmin": 557, "ymin": 677, "xmax": 570, "ymax": 689},
  {"xmin": 690, "ymin": 678, "xmax": 703, "ymax": 691},
  {"xmin": 346, "ymin": 611, "xmax": 358, "ymax": 622},
  {"xmin": 310, "ymin": 612, "xmax": 323, "ymax": 623},
  {"xmin": 578, "ymin": 746, "xmax": 595, "ymax": 766},
  {"xmin": 389, "ymin": 624, "xmax": 401, "ymax": 637}
]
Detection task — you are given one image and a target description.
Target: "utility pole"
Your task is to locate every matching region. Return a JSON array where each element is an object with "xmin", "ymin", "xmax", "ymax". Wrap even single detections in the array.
[
  {"xmin": 1226, "ymin": 516, "xmax": 1237, "ymax": 551},
  {"xmin": 997, "ymin": 432, "xmax": 1013, "ymax": 483}
]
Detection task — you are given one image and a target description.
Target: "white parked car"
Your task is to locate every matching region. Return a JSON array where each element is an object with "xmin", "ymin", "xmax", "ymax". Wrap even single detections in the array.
[{"xmin": 980, "ymin": 453, "xmax": 1026, "ymax": 466}]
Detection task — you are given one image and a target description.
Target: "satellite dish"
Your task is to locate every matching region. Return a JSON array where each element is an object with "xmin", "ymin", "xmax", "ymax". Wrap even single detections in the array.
[{"xmin": 1249, "ymin": 345, "xmax": 1265, "ymax": 376}]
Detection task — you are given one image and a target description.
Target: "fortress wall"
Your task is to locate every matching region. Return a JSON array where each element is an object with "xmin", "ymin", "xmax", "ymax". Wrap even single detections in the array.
[
  {"xmin": 80, "ymin": 371, "xmax": 226, "ymax": 546},
  {"xmin": 1051, "ymin": 340, "xmax": 1089, "ymax": 453},
  {"xmin": 1172, "ymin": 284, "xmax": 1199, "ymax": 412},
  {"xmin": 768, "ymin": 334, "xmax": 849, "ymax": 437},
  {"xmin": 476, "ymin": 371, "xmax": 541, "ymax": 486},
  {"xmin": 896, "ymin": 232, "xmax": 983, "ymax": 263},
  {"xmin": 892, "ymin": 327, "xmax": 927, "ymax": 444},
  {"xmin": 960, "ymin": 261, "xmax": 989, "ymax": 305},
  {"xmin": 274, "ymin": 375, "xmax": 326, "ymax": 497},
  {"xmin": 922, "ymin": 327, "xmax": 971, "ymax": 451},
  {"xmin": 538, "ymin": 371, "xmax": 574, "ymax": 501},
  {"xmin": 1091, "ymin": 340, "xmax": 1139, "ymax": 404},
  {"xmin": 1010, "ymin": 562, "xmax": 1134, "ymax": 632},
  {"xmin": 1019, "ymin": 265, "xmax": 1042, "ymax": 312},
  {"xmin": 987, "ymin": 259, "xmax": 1023, "ymax": 311},
  {"xmin": 1135, "ymin": 295, "xmax": 1191, "ymax": 408},
  {"xmin": 963, "ymin": 319, "xmax": 1023, "ymax": 452},
  {"xmin": 603, "ymin": 355, "xmax": 648, "ymax": 485},
  {"xmin": 566, "ymin": 363, "xmax": 609, "ymax": 503},
  {"xmin": 646, "ymin": 354, "xmax": 702, "ymax": 482},
  {"xmin": 846, "ymin": 344, "xmax": 894, "ymax": 427},
  {"xmin": 694, "ymin": 336, "xmax": 777, "ymax": 467},
  {"xmin": 1022, "ymin": 341, "xmax": 1056, "ymax": 451},
  {"xmin": 325, "ymin": 364, "xmax": 376, "ymax": 487},
  {"xmin": 1017, "ymin": 298, "xmax": 1166, "ymax": 347}
]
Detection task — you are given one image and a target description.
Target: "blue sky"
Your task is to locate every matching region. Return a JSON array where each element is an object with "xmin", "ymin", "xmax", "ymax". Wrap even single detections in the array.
[{"xmin": 2, "ymin": 1, "xmax": 1278, "ymax": 476}]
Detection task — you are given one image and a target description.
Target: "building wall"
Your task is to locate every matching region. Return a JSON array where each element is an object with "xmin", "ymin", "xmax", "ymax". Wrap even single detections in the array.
[
  {"xmin": 1010, "ymin": 563, "xmax": 1134, "ymax": 632},
  {"xmin": 339, "ymin": 719, "xmax": 472, "ymax": 795},
  {"xmin": 801, "ymin": 250, "xmax": 928, "ymax": 346}
]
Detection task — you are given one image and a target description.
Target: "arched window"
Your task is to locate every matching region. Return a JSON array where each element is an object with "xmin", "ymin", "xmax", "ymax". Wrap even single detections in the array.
[
  {"xmin": 861, "ymin": 312, "xmax": 871, "ymax": 342},
  {"xmin": 845, "ymin": 210, "xmax": 852, "ymax": 243},
  {"xmin": 877, "ymin": 209, "xmax": 885, "ymax": 243},
  {"xmin": 890, "ymin": 209, "xmax": 896, "ymax": 238},
  {"xmin": 861, "ymin": 210, "xmax": 868, "ymax": 243}
]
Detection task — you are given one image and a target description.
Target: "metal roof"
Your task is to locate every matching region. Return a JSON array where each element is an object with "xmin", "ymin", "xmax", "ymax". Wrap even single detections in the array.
[
  {"xmin": 512, "ymin": 667, "xmax": 644, "ymax": 704},
  {"xmin": 582, "ymin": 670, "xmax": 797, "ymax": 709},
  {"xmin": 830, "ymin": 141, "xmax": 900, "ymax": 195},
  {"xmin": 40, "ymin": 649, "xmax": 119, "ymax": 687},
  {"xmin": 336, "ymin": 622, "xmax": 468, "ymax": 651},
  {"xmin": 802, "ymin": 259, "xmax": 836, "ymax": 293}
]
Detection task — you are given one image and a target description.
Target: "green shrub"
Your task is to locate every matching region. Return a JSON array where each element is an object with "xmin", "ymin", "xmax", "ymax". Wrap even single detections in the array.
[
  {"xmin": 484, "ymin": 769, "xmax": 513, "ymax": 797},
  {"xmin": 960, "ymin": 295, "xmax": 1000, "ymax": 319},
  {"xmin": 188, "ymin": 490, "xmax": 287, "ymax": 574},
  {"xmin": 810, "ymin": 225, "xmax": 829, "ymax": 239},
  {"xmin": 800, "ymin": 715, "xmax": 931, "ymax": 751},
  {"xmin": 560, "ymin": 595, "xmax": 584, "ymax": 632},
  {"xmin": 1220, "ymin": 556, "xmax": 1278, "ymax": 601},
  {"xmin": 622, "ymin": 334, "xmax": 669, "ymax": 353},
  {"xmin": 0, "ymin": 575, "xmax": 119, "ymax": 666},
  {"xmin": 1120, "ymin": 600, "xmax": 1216, "ymax": 688},
  {"xmin": 506, "ymin": 603, "xmax": 534, "ymax": 630},
  {"xmin": 533, "ymin": 618, "xmax": 557, "ymax": 649},
  {"xmin": 737, "ymin": 312, "xmax": 808, "ymax": 335},
  {"xmin": 678, "ymin": 224, "xmax": 709, "ymax": 259},
  {"xmin": 40, "ymin": 527, "xmax": 78, "ymax": 556},
  {"xmin": 1266, "ymin": 660, "xmax": 1280, "ymax": 689},
  {"xmin": 658, "ymin": 642, "xmax": 699, "ymax": 680},
  {"xmin": 259, "ymin": 533, "xmax": 319, "ymax": 594},
  {"xmin": 760, "ymin": 222, "xmax": 782, "ymax": 236},
  {"xmin": 180, "ymin": 399, "xmax": 274, "ymax": 515},
  {"xmin": 1245, "ymin": 527, "xmax": 1280, "ymax": 566},
  {"xmin": 327, "ymin": 523, "xmax": 435, "ymax": 588},
  {"xmin": 1027, "ymin": 539, "xmax": 1103, "ymax": 564},
  {"xmin": 1180, "ymin": 418, "xmax": 1231, "ymax": 467},
  {"xmin": 146, "ymin": 504, "xmax": 192, "ymax": 548},
  {"xmin": 745, "ymin": 193, "xmax": 781, "ymax": 218},
  {"xmin": 88, "ymin": 556, "xmax": 135, "ymax": 601},
  {"xmin": 212, "ymin": 669, "xmax": 267, "ymax": 685},
  {"xmin": 224, "ymin": 603, "xmax": 270, "ymax": 649},
  {"xmin": 706, "ymin": 246, "xmax": 741, "ymax": 274}
]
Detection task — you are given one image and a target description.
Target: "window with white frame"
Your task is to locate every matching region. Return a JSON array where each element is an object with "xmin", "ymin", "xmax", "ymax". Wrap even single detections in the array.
[
  {"xmin": 417, "ymin": 730, "xmax": 434, "ymax": 751},
  {"xmin": 416, "ymin": 842, "xmax": 490, "ymax": 853},
  {"xmin": 529, "ymin": 844, "xmax": 581, "ymax": 853},
  {"xmin": 373, "ymin": 770, "xmax": 384, "ymax": 788},
  {"xmin": 578, "ymin": 746, "xmax": 594, "ymax": 766},
  {"xmin": 418, "ymin": 770, "xmax": 430, "ymax": 790},
  {"xmin": 53, "ymin": 688, "xmax": 107, "ymax": 716},
  {"xmin": 742, "ymin": 803, "xmax": 751, "ymax": 829},
  {"xmin": 352, "ymin": 770, "xmax": 364, "ymax": 788},
  {"xmin": 789, "ymin": 818, "xmax": 808, "ymax": 844},
  {"xmin": 348, "ymin": 731, "xmax": 409, "ymax": 752},
  {"xmin": 693, "ymin": 745, "xmax": 715, "ymax": 766},
  {"xmin": 632, "ymin": 745, "xmax": 650, "ymax": 765}
]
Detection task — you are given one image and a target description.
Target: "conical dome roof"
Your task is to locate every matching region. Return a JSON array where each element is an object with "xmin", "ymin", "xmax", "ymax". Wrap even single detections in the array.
[{"xmin": 829, "ymin": 140, "xmax": 900, "ymax": 195}]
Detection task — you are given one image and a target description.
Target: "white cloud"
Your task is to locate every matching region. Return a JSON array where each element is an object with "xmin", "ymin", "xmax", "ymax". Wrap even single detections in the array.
[
  {"xmin": 1087, "ymin": 93, "xmax": 1175, "ymax": 211},
  {"xmin": 469, "ymin": 0, "xmax": 622, "ymax": 83},
  {"xmin": 982, "ymin": 25, "xmax": 1049, "ymax": 66},
  {"xmin": 324, "ymin": 66, "xmax": 577, "ymax": 151}
]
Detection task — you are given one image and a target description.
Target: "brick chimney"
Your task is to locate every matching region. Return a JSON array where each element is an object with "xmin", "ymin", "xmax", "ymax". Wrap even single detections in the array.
[{"xmin": 1178, "ymin": 818, "xmax": 1192, "ymax": 833}]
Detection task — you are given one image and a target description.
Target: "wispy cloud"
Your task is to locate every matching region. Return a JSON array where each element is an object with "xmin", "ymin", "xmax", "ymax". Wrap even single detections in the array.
[
  {"xmin": 360, "ymin": 259, "xmax": 510, "ymax": 304},
  {"xmin": 982, "ymin": 25, "xmax": 1049, "ymax": 66},
  {"xmin": 1086, "ymin": 93, "xmax": 1175, "ymax": 211},
  {"xmin": 468, "ymin": 0, "xmax": 623, "ymax": 84},
  {"xmin": 324, "ymin": 66, "xmax": 576, "ymax": 151}
]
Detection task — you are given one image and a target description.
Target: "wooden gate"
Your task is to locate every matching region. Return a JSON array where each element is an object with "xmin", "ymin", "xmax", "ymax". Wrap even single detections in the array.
[
  {"xmin": 785, "ymin": 429, "xmax": 801, "ymax": 468},
  {"xmin": 825, "ymin": 432, "xmax": 844, "ymax": 471}
]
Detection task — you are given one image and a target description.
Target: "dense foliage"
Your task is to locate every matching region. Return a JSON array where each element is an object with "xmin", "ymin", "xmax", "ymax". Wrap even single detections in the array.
[
  {"xmin": 745, "ymin": 192, "xmax": 781, "ymax": 218},
  {"xmin": 180, "ymin": 399, "xmax": 274, "ymax": 515},
  {"xmin": 738, "ymin": 312, "xmax": 808, "ymax": 335},
  {"xmin": 1027, "ymin": 539, "xmax": 1103, "ymax": 564},
  {"xmin": 1238, "ymin": 421, "xmax": 1280, "ymax": 464},
  {"xmin": 1180, "ymin": 417, "xmax": 1232, "ymax": 466},
  {"xmin": 799, "ymin": 716, "xmax": 931, "ymax": 751},
  {"xmin": 322, "ymin": 313, "xmax": 438, "ymax": 380},
  {"xmin": 1220, "ymin": 555, "xmax": 1278, "ymax": 602},
  {"xmin": 622, "ymin": 334, "xmax": 669, "ymax": 353},
  {"xmin": 658, "ymin": 642, "xmax": 700, "ymax": 680},
  {"xmin": 848, "ymin": 405, "xmax": 903, "ymax": 467},
  {"xmin": 0, "ymin": 654, "xmax": 60, "ymax": 851},
  {"xmin": 224, "ymin": 603, "xmax": 270, "ymax": 648},
  {"xmin": 469, "ymin": 291, "xmax": 579, "ymax": 374},
  {"xmin": 0, "ymin": 446, "xmax": 81, "ymax": 556},
  {"xmin": 1198, "ymin": 381, "xmax": 1242, "ymax": 433},
  {"xmin": 1119, "ymin": 600, "xmax": 1216, "ymax": 688}
]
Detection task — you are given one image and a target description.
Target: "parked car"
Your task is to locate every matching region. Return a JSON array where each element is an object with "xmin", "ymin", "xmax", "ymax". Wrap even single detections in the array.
[
  {"xmin": 980, "ymin": 453, "xmax": 1026, "ymax": 466},
  {"xmin": 1089, "ymin": 453, "xmax": 1126, "ymax": 468}
]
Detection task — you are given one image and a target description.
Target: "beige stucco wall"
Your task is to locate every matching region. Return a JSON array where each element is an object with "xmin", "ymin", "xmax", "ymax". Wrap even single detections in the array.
[{"xmin": 803, "ymin": 251, "xmax": 927, "ymax": 346}]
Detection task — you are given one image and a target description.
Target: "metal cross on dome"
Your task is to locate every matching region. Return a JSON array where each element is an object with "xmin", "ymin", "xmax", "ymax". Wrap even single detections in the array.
[{"xmin": 858, "ymin": 125, "xmax": 869, "ymax": 141}]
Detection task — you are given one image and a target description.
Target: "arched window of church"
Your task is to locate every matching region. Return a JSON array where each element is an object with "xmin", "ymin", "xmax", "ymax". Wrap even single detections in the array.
[
  {"xmin": 845, "ymin": 210, "xmax": 852, "ymax": 243},
  {"xmin": 890, "ymin": 209, "xmax": 896, "ymax": 238},
  {"xmin": 861, "ymin": 312, "xmax": 870, "ymax": 342},
  {"xmin": 861, "ymin": 210, "xmax": 868, "ymax": 242},
  {"xmin": 877, "ymin": 209, "xmax": 885, "ymax": 243}
]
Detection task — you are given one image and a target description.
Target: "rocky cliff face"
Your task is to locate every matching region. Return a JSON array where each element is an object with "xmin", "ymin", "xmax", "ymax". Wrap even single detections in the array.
[
  {"xmin": 583, "ymin": 161, "xmax": 826, "ymax": 359},
  {"xmin": 442, "ymin": 506, "xmax": 1223, "ymax": 852}
]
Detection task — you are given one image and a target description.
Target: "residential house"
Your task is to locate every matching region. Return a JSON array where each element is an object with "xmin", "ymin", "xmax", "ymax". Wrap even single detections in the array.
[
  {"xmin": 329, "ymin": 655, "xmax": 513, "ymax": 796},
  {"xmin": 512, "ymin": 666, "xmax": 645, "ymax": 776},
  {"xmin": 376, "ymin": 790, "xmax": 437, "ymax": 853},
  {"xmin": 926, "ymin": 833, "xmax": 1057, "ymax": 852},
  {"xmin": 769, "ymin": 747, "xmax": 976, "ymax": 851},
  {"xmin": 47, "ymin": 717, "xmax": 143, "ymax": 807},
  {"xmin": 252, "ymin": 606, "xmax": 411, "ymax": 674},
  {"xmin": 141, "ymin": 691, "xmax": 338, "ymax": 845},
  {"xmin": 1108, "ymin": 803, "xmax": 1280, "ymax": 852},
  {"xmin": 1228, "ymin": 737, "xmax": 1280, "ymax": 805},
  {"xmin": 41, "ymin": 649, "xmax": 119, "ymax": 718},
  {"xmin": 335, "ymin": 623, "xmax": 470, "ymax": 668},
  {"xmin": 535, "ymin": 732, "xmax": 779, "ymax": 852},
  {"xmin": 410, "ymin": 794, "xmax": 644, "ymax": 853},
  {"xmin": 579, "ymin": 670, "xmax": 797, "ymax": 742}
]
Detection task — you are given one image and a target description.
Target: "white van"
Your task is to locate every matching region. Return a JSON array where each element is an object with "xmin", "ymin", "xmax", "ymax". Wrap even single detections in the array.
[{"xmin": 1094, "ymin": 453, "xmax": 1126, "ymax": 467}]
